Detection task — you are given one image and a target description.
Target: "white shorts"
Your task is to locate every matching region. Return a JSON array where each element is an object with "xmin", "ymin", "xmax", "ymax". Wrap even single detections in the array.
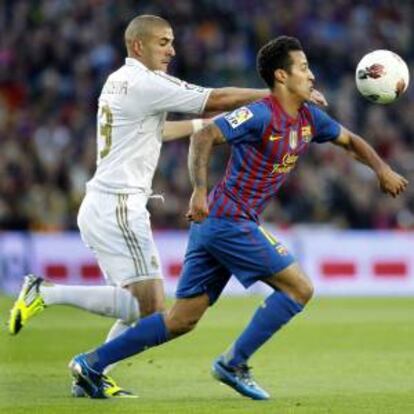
[{"xmin": 77, "ymin": 191, "xmax": 163, "ymax": 287}]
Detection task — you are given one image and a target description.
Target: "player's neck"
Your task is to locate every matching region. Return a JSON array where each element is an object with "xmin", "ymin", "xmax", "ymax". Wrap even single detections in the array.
[
  {"xmin": 127, "ymin": 53, "xmax": 150, "ymax": 70},
  {"xmin": 271, "ymin": 90, "xmax": 302, "ymax": 119}
]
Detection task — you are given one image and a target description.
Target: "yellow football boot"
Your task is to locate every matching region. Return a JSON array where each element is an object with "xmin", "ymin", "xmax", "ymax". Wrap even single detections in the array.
[
  {"xmin": 9, "ymin": 274, "xmax": 45, "ymax": 335},
  {"xmin": 102, "ymin": 374, "xmax": 138, "ymax": 398},
  {"xmin": 71, "ymin": 374, "xmax": 138, "ymax": 399}
]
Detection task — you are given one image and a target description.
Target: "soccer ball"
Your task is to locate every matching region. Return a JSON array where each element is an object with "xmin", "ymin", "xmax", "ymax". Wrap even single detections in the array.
[{"xmin": 355, "ymin": 50, "xmax": 410, "ymax": 104}]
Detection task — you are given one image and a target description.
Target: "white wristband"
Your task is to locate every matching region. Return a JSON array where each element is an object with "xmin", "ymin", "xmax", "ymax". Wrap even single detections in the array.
[{"xmin": 191, "ymin": 119, "xmax": 204, "ymax": 133}]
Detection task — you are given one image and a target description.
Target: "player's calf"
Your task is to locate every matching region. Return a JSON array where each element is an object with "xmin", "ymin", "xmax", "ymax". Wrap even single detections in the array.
[
  {"xmin": 266, "ymin": 264, "xmax": 314, "ymax": 306},
  {"xmin": 291, "ymin": 276, "xmax": 314, "ymax": 305},
  {"xmin": 164, "ymin": 295, "xmax": 209, "ymax": 337},
  {"xmin": 126, "ymin": 279, "xmax": 165, "ymax": 317},
  {"xmin": 165, "ymin": 311, "xmax": 200, "ymax": 336}
]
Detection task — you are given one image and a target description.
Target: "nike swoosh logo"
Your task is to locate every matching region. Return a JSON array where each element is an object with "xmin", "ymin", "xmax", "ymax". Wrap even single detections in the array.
[{"xmin": 269, "ymin": 134, "xmax": 283, "ymax": 141}]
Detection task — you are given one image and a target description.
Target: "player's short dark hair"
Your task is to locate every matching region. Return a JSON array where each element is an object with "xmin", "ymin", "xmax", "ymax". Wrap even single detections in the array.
[{"xmin": 257, "ymin": 36, "xmax": 303, "ymax": 89}]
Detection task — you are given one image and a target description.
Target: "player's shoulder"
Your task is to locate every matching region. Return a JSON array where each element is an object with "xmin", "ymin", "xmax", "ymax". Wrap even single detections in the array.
[
  {"xmin": 222, "ymin": 100, "xmax": 272, "ymax": 129},
  {"xmin": 153, "ymin": 71, "xmax": 183, "ymax": 85},
  {"xmin": 250, "ymin": 99, "xmax": 273, "ymax": 115},
  {"xmin": 153, "ymin": 71, "xmax": 208, "ymax": 96},
  {"xmin": 303, "ymin": 102, "xmax": 339, "ymax": 123},
  {"xmin": 302, "ymin": 101, "xmax": 319, "ymax": 115},
  {"xmin": 103, "ymin": 62, "xmax": 158, "ymax": 98},
  {"xmin": 301, "ymin": 102, "xmax": 329, "ymax": 123},
  {"xmin": 109, "ymin": 59, "xmax": 154, "ymax": 87}
]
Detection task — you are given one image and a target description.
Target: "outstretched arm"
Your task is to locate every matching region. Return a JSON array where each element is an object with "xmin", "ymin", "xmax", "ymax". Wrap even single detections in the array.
[
  {"xmin": 205, "ymin": 88, "xmax": 327, "ymax": 112},
  {"xmin": 333, "ymin": 126, "xmax": 409, "ymax": 197},
  {"xmin": 187, "ymin": 124, "xmax": 226, "ymax": 222},
  {"xmin": 162, "ymin": 119, "xmax": 210, "ymax": 141}
]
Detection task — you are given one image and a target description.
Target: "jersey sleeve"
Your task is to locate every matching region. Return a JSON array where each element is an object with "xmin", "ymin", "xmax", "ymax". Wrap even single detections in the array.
[
  {"xmin": 137, "ymin": 71, "xmax": 212, "ymax": 115},
  {"xmin": 308, "ymin": 104, "xmax": 341, "ymax": 143},
  {"xmin": 214, "ymin": 102, "xmax": 272, "ymax": 144}
]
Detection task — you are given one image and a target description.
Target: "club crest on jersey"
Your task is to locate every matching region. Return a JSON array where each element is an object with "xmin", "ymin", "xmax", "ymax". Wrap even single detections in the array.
[
  {"xmin": 301, "ymin": 126, "xmax": 312, "ymax": 143},
  {"xmin": 225, "ymin": 107, "xmax": 253, "ymax": 128},
  {"xmin": 289, "ymin": 129, "xmax": 298, "ymax": 149}
]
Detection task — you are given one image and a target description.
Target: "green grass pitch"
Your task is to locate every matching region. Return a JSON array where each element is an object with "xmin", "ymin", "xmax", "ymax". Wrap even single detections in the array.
[{"xmin": 1, "ymin": 294, "xmax": 414, "ymax": 413}]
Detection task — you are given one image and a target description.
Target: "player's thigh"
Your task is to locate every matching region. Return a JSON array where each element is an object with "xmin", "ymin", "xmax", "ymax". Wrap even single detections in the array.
[
  {"xmin": 126, "ymin": 279, "xmax": 165, "ymax": 316},
  {"xmin": 78, "ymin": 191, "xmax": 164, "ymax": 287},
  {"xmin": 265, "ymin": 262, "xmax": 314, "ymax": 305},
  {"xmin": 176, "ymin": 222, "xmax": 232, "ymax": 306},
  {"xmin": 205, "ymin": 219, "xmax": 295, "ymax": 289}
]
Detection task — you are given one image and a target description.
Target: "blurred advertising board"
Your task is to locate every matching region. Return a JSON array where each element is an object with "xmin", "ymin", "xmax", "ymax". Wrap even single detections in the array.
[{"xmin": 0, "ymin": 228, "xmax": 413, "ymax": 296}]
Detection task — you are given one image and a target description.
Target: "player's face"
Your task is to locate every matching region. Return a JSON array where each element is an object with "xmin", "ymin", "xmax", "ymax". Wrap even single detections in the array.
[
  {"xmin": 285, "ymin": 51, "xmax": 315, "ymax": 101},
  {"xmin": 139, "ymin": 26, "xmax": 176, "ymax": 72}
]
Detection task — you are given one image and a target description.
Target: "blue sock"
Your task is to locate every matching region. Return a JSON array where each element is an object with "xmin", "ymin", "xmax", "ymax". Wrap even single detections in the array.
[
  {"xmin": 85, "ymin": 312, "xmax": 169, "ymax": 373},
  {"xmin": 223, "ymin": 291, "xmax": 303, "ymax": 367}
]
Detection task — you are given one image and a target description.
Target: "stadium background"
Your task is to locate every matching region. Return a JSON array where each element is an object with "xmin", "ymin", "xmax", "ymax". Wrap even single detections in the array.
[{"xmin": 1, "ymin": 0, "xmax": 413, "ymax": 232}]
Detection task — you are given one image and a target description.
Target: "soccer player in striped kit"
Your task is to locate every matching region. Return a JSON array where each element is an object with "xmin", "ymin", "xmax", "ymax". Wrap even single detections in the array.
[{"xmin": 71, "ymin": 35, "xmax": 408, "ymax": 400}]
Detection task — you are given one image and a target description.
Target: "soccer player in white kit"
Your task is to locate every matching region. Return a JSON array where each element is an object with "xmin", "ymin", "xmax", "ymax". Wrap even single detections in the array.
[{"xmin": 8, "ymin": 15, "xmax": 327, "ymax": 397}]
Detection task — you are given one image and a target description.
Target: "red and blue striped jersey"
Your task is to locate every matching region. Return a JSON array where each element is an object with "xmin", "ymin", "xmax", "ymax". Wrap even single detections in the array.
[{"xmin": 209, "ymin": 95, "xmax": 341, "ymax": 222}]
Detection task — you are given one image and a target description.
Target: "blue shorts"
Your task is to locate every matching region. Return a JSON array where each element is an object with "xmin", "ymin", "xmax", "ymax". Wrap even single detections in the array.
[{"xmin": 176, "ymin": 217, "xmax": 295, "ymax": 305}]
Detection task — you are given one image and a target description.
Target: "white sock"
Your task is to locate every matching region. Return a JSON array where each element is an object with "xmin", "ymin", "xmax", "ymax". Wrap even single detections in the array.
[
  {"xmin": 40, "ymin": 284, "xmax": 140, "ymax": 323},
  {"xmin": 103, "ymin": 319, "xmax": 132, "ymax": 374}
]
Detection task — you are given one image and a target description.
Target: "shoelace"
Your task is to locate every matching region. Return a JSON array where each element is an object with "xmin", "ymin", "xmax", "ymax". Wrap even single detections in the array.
[
  {"xmin": 24, "ymin": 278, "xmax": 41, "ymax": 306},
  {"xmin": 234, "ymin": 364, "xmax": 257, "ymax": 387},
  {"xmin": 101, "ymin": 375, "xmax": 134, "ymax": 396},
  {"xmin": 102, "ymin": 375, "xmax": 115, "ymax": 388}
]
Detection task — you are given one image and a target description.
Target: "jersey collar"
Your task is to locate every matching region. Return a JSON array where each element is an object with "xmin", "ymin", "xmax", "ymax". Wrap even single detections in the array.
[
  {"xmin": 269, "ymin": 95, "xmax": 304, "ymax": 126},
  {"xmin": 125, "ymin": 57, "xmax": 149, "ymax": 70}
]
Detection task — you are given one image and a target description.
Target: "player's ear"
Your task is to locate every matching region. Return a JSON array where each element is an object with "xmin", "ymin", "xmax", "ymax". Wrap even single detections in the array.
[
  {"xmin": 274, "ymin": 69, "xmax": 287, "ymax": 84},
  {"xmin": 132, "ymin": 39, "xmax": 144, "ymax": 56}
]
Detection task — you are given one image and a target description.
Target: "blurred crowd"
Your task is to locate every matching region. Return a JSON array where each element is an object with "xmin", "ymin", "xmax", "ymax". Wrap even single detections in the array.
[{"xmin": 0, "ymin": 0, "xmax": 413, "ymax": 231}]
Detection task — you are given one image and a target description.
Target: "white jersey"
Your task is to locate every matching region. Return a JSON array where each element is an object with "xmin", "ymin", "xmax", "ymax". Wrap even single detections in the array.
[{"xmin": 87, "ymin": 58, "xmax": 211, "ymax": 194}]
